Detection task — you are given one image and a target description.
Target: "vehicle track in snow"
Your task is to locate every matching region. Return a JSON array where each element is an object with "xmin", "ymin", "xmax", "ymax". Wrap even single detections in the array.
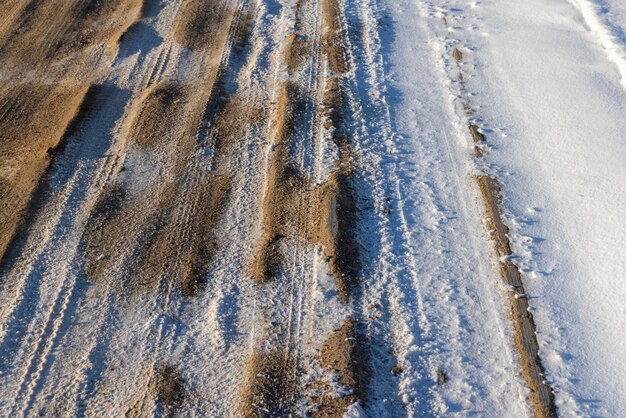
[{"xmin": 420, "ymin": 2, "xmax": 558, "ymax": 416}]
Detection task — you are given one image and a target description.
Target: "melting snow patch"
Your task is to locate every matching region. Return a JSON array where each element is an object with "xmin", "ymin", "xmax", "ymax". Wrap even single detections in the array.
[{"xmin": 343, "ymin": 402, "xmax": 367, "ymax": 418}]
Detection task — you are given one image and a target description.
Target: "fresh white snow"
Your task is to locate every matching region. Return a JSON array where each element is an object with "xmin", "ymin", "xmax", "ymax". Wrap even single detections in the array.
[{"xmin": 421, "ymin": 0, "xmax": 626, "ymax": 415}]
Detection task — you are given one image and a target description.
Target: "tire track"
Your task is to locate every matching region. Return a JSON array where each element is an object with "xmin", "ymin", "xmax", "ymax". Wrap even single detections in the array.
[
  {"xmin": 0, "ymin": 2, "xmax": 184, "ymax": 414},
  {"xmin": 429, "ymin": 5, "xmax": 558, "ymax": 416},
  {"xmin": 56, "ymin": 8, "xmax": 189, "ymax": 412},
  {"xmin": 89, "ymin": 1, "xmax": 257, "ymax": 413},
  {"xmin": 241, "ymin": 0, "xmax": 372, "ymax": 415},
  {"xmin": 0, "ymin": 0, "xmax": 144, "ymax": 263},
  {"xmin": 167, "ymin": 4, "xmax": 281, "ymax": 412},
  {"xmin": 475, "ymin": 176, "xmax": 557, "ymax": 418},
  {"xmin": 0, "ymin": 84, "xmax": 133, "ymax": 417},
  {"xmin": 241, "ymin": 0, "xmax": 324, "ymax": 414},
  {"xmin": 339, "ymin": 0, "xmax": 449, "ymax": 414}
]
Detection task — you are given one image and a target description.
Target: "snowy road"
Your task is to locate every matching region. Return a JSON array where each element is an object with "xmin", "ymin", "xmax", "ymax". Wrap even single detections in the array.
[
  {"xmin": 428, "ymin": 0, "xmax": 626, "ymax": 416},
  {"xmin": 0, "ymin": 0, "xmax": 624, "ymax": 416}
]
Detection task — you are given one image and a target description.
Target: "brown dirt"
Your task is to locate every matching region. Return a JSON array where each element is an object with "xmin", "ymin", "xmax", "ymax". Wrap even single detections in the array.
[
  {"xmin": 119, "ymin": 173, "xmax": 231, "ymax": 297},
  {"xmin": 469, "ymin": 125, "xmax": 486, "ymax": 157},
  {"xmin": 0, "ymin": 0, "xmax": 142, "ymax": 266},
  {"xmin": 311, "ymin": 77, "xmax": 361, "ymax": 303},
  {"xmin": 313, "ymin": 389, "xmax": 355, "ymax": 418},
  {"xmin": 251, "ymin": 0, "xmax": 359, "ymax": 293},
  {"xmin": 125, "ymin": 363, "xmax": 185, "ymax": 417},
  {"xmin": 81, "ymin": 81, "xmax": 188, "ymax": 291},
  {"xmin": 251, "ymin": 76, "xmax": 359, "ymax": 297},
  {"xmin": 250, "ymin": 78, "xmax": 357, "ymax": 290},
  {"xmin": 156, "ymin": 364, "xmax": 186, "ymax": 409},
  {"xmin": 173, "ymin": 93, "xmax": 264, "ymax": 294},
  {"xmin": 173, "ymin": 0, "xmax": 233, "ymax": 51},
  {"xmin": 316, "ymin": 318, "xmax": 369, "ymax": 417},
  {"xmin": 321, "ymin": 0, "xmax": 350, "ymax": 74},
  {"xmin": 165, "ymin": 4, "xmax": 262, "ymax": 294},
  {"xmin": 452, "ymin": 47, "xmax": 463, "ymax": 62},
  {"xmin": 130, "ymin": 82, "xmax": 186, "ymax": 149},
  {"xmin": 82, "ymin": 166, "xmax": 231, "ymax": 299},
  {"xmin": 82, "ymin": 183, "xmax": 131, "ymax": 286},
  {"xmin": 476, "ymin": 175, "xmax": 557, "ymax": 418},
  {"xmin": 0, "ymin": 83, "xmax": 91, "ymax": 266},
  {"xmin": 212, "ymin": 94, "xmax": 265, "ymax": 162},
  {"xmin": 252, "ymin": 82, "xmax": 308, "ymax": 283},
  {"xmin": 117, "ymin": 5, "xmax": 257, "ymax": 296},
  {"xmin": 81, "ymin": 178, "xmax": 186, "ymax": 294},
  {"xmin": 437, "ymin": 369, "xmax": 447, "ymax": 385},
  {"xmin": 239, "ymin": 351, "xmax": 298, "ymax": 417},
  {"xmin": 81, "ymin": 0, "xmax": 261, "ymax": 292},
  {"xmin": 82, "ymin": 76, "xmax": 262, "ymax": 296},
  {"xmin": 0, "ymin": 0, "xmax": 141, "ymax": 67},
  {"xmin": 469, "ymin": 124, "xmax": 485, "ymax": 144},
  {"xmin": 176, "ymin": 174, "xmax": 233, "ymax": 297},
  {"xmin": 285, "ymin": 33, "xmax": 310, "ymax": 71}
]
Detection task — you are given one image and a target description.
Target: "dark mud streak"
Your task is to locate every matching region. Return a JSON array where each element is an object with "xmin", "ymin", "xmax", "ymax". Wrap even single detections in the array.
[
  {"xmin": 173, "ymin": 0, "xmax": 232, "ymax": 51},
  {"xmin": 240, "ymin": 351, "xmax": 298, "ymax": 417},
  {"xmin": 476, "ymin": 175, "xmax": 557, "ymax": 418},
  {"xmin": 316, "ymin": 318, "xmax": 370, "ymax": 417},
  {"xmin": 320, "ymin": 77, "xmax": 361, "ymax": 304},
  {"xmin": 252, "ymin": 82, "xmax": 308, "ymax": 283}
]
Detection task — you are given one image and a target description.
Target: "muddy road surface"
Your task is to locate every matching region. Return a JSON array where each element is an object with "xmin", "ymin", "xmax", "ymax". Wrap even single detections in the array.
[{"xmin": 0, "ymin": 0, "xmax": 545, "ymax": 416}]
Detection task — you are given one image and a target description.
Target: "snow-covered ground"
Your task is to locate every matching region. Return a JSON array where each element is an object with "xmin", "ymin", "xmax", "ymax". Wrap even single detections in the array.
[
  {"xmin": 0, "ymin": 0, "xmax": 624, "ymax": 415},
  {"xmin": 420, "ymin": 0, "xmax": 626, "ymax": 415},
  {"xmin": 350, "ymin": 0, "xmax": 529, "ymax": 415}
]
